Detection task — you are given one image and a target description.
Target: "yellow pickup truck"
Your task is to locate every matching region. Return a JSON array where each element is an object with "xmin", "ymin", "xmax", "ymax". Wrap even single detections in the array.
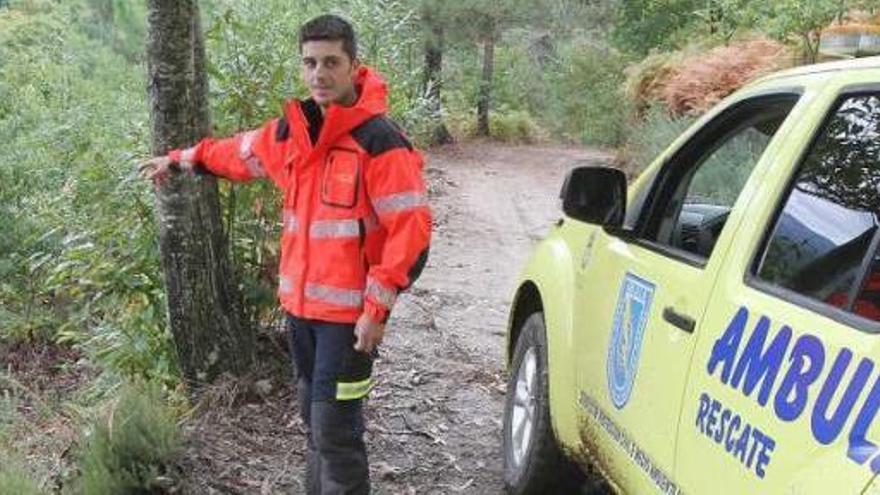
[{"xmin": 502, "ymin": 57, "xmax": 880, "ymax": 494}]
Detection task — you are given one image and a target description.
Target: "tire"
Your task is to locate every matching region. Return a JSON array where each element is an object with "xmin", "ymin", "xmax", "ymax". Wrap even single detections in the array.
[{"xmin": 503, "ymin": 312, "xmax": 584, "ymax": 494}]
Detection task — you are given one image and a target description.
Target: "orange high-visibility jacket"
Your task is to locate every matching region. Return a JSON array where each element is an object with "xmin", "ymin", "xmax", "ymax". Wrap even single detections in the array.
[{"xmin": 168, "ymin": 66, "xmax": 431, "ymax": 324}]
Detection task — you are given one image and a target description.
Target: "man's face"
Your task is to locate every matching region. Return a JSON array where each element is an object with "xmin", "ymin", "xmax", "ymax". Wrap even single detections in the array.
[{"xmin": 301, "ymin": 40, "xmax": 359, "ymax": 109}]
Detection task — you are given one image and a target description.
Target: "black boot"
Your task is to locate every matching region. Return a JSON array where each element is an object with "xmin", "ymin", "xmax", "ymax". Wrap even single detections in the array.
[{"xmin": 310, "ymin": 400, "xmax": 370, "ymax": 495}]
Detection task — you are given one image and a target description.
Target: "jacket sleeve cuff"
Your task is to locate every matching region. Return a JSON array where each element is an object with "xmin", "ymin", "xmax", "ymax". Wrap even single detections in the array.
[
  {"xmin": 167, "ymin": 146, "xmax": 197, "ymax": 172},
  {"xmin": 365, "ymin": 276, "xmax": 398, "ymax": 321},
  {"xmin": 364, "ymin": 300, "xmax": 390, "ymax": 324}
]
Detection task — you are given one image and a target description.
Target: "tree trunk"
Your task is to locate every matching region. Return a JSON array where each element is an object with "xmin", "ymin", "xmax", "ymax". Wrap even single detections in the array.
[
  {"xmin": 476, "ymin": 33, "xmax": 495, "ymax": 137},
  {"xmin": 528, "ymin": 33, "xmax": 555, "ymax": 67},
  {"xmin": 146, "ymin": 0, "xmax": 255, "ymax": 388},
  {"xmin": 423, "ymin": 24, "xmax": 453, "ymax": 145},
  {"xmin": 803, "ymin": 31, "xmax": 819, "ymax": 64}
]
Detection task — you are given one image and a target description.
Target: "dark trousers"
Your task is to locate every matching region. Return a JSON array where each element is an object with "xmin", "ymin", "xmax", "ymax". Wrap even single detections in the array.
[{"xmin": 287, "ymin": 315, "xmax": 374, "ymax": 495}]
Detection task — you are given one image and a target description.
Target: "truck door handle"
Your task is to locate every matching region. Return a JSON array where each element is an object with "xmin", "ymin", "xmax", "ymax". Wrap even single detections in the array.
[{"xmin": 663, "ymin": 307, "xmax": 695, "ymax": 334}]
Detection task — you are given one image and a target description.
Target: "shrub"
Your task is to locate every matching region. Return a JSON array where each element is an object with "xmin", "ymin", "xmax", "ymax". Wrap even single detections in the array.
[
  {"xmin": 620, "ymin": 106, "xmax": 695, "ymax": 176},
  {"xmin": 490, "ymin": 107, "xmax": 544, "ymax": 143},
  {"xmin": 398, "ymin": 88, "xmax": 450, "ymax": 146},
  {"xmin": 543, "ymin": 39, "xmax": 634, "ymax": 147},
  {"xmin": 442, "ymin": 106, "xmax": 542, "ymax": 144},
  {"xmin": 440, "ymin": 32, "xmax": 632, "ymax": 147},
  {"xmin": 623, "ymin": 37, "xmax": 790, "ymax": 118},
  {"xmin": 624, "ymin": 50, "xmax": 687, "ymax": 114},
  {"xmin": 660, "ymin": 37, "xmax": 789, "ymax": 116},
  {"xmin": 0, "ymin": 0, "xmax": 178, "ymax": 386},
  {"xmin": 78, "ymin": 381, "xmax": 181, "ymax": 494},
  {"xmin": 611, "ymin": 0, "xmax": 703, "ymax": 55},
  {"xmin": 0, "ymin": 463, "xmax": 40, "ymax": 495}
]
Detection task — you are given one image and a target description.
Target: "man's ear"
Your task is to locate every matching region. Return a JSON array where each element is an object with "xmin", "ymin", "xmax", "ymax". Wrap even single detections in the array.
[{"xmin": 351, "ymin": 57, "xmax": 361, "ymax": 71}]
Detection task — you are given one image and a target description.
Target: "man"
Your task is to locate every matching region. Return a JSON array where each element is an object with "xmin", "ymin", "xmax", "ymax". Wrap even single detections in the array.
[{"xmin": 140, "ymin": 14, "xmax": 431, "ymax": 494}]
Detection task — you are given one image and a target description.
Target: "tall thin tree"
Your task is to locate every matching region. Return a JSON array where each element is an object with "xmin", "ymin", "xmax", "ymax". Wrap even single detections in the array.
[
  {"xmin": 146, "ymin": 0, "xmax": 255, "ymax": 388},
  {"xmin": 476, "ymin": 24, "xmax": 495, "ymax": 137},
  {"xmin": 421, "ymin": 1, "xmax": 454, "ymax": 144},
  {"xmin": 442, "ymin": 0, "xmax": 538, "ymax": 137}
]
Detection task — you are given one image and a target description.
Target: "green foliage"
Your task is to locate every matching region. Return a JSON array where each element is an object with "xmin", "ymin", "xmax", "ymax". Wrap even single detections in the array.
[
  {"xmin": 0, "ymin": 389, "xmax": 19, "ymax": 437},
  {"xmin": 79, "ymin": 0, "xmax": 147, "ymax": 61},
  {"xmin": 0, "ymin": 463, "xmax": 40, "ymax": 495},
  {"xmin": 204, "ymin": 0, "xmax": 306, "ymax": 133},
  {"xmin": 418, "ymin": 0, "xmax": 564, "ymax": 136},
  {"xmin": 347, "ymin": 0, "xmax": 422, "ymax": 109},
  {"xmin": 422, "ymin": 0, "xmax": 544, "ymax": 43},
  {"xmin": 448, "ymin": 108, "xmax": 542, "ymax": 143},
  {"xmin": 0, "ymin": 1, "xmax": 174, "ymax": 384},
  {"xmin": 611, "ymin": 0, "xmax": 702, "ymax": 54},
  {"xmin": 77, "ymin": 381, "xmax": 181, "ymax": 495},
  {"xmin": 615, "ymin": 0, "xmax": 867, "ymax": 60},
  {"xmin": 694, "ymin": 0, "xmax": 761, "ymax": 42},
  {"xmin": 397, "ymin": 89, "xmax": 448, "ymax": 145},
  {"xmin": 757, "ymin": 0, "xmax": 844, "ymax": 62},
  {"xmin": 490, "ymin": 107, "xmax": 543, "ymax": 143},
  {"xmin": 441, "ymin": 30, "xmax": 632, "ymax": 147},
  {"xmin": 202, "ymin": 0, "xmax": 303, "ymax": 323},
  {"xmin": 545, "ymin": 0, "xmax": 616, "ymax": 38},
  {"xmin": 543, "ymin": 40, "xmax": 634, "ymax": 147}
]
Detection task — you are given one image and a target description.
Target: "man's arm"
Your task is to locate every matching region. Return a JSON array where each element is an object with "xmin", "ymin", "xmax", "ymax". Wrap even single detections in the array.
[
  {"xmin": 140, "ymin": 119, "xmax": 286, "ymax": 185},
  {"xmin": 354, "ymin": 135, "xmax": 432, "ymax": 352}
]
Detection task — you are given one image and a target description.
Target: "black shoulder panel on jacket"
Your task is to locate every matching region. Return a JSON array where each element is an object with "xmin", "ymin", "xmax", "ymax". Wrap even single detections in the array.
[
  {"xmin": 275, "ymin": 117, "xmax": 289, "ymax": 142},
  {"xmin": 351, "ymin": 116, "xmax": 414, "ymax": 157}
]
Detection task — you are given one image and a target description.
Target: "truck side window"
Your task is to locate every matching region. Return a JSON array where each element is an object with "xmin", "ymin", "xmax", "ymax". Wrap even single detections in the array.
[
  {"xmin": 756, "ymin": 93, "xmax": 880, "ymax": 322},
  {"xmin": 640, "ymin": 95, "xmax": 798, "ymax": 262},
  {"xmin": 667, "ymin": 119, "xmax": 780, "ymax": 257}
]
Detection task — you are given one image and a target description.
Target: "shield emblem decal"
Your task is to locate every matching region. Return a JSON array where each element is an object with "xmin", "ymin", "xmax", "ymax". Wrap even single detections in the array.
[{"xmin": 607, "ymin": 273, "xmax": 656, "ymax": 409}]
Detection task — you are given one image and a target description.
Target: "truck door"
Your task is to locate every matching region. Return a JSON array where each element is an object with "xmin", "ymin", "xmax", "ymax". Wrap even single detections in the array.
[
  {"xmin": 676, "ymin": 84, "xmax": 880, "ymax": 494},
  {"xmin": 575, "ymin": 92, "xmax": 801, "ymax": 493}
]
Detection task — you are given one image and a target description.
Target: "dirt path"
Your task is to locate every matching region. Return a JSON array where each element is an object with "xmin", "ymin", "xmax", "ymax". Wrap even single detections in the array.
[{"xmin": 181, "ymin": 142, "xmax": 614, "ymax": 494}]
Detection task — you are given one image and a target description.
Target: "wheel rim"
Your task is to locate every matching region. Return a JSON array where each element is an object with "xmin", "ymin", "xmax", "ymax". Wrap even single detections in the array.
[{"xmin": 510, "ymin": 346, "xmax": 537, "ymax": 469}]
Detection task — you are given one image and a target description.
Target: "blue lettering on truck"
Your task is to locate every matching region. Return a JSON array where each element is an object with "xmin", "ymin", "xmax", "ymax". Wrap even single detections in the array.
[
  {"xmin": 694, "ymin": 392, "xmax": 776, "ymax": 478},
  {"xmin": 703, "ymin": 306, "xmax": 880, "ymax": 476}
]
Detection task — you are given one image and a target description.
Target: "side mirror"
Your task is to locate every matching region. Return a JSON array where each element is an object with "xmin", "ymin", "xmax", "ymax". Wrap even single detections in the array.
[{"xmin": 560, "ymin": 166, "xmax": 626, "ymax": 227}]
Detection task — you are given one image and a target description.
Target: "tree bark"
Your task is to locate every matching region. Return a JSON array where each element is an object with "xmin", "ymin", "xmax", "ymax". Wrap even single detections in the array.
[
  {"xmin": 423, "ymin": 23, "xmax": 454, "ymax": 145},
  {"xmin": 146, "ymin": 0, "xmax": 255, "ymax": 388},
  {"xmin": 476, "ymin": 32, "xmax": 495, "ymax": 137}
]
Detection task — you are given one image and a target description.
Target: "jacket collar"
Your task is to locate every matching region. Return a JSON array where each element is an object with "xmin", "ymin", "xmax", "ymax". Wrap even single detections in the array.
[{"xmin": 286, "ymin": 65, "xmax": 388, "ymax": 149}]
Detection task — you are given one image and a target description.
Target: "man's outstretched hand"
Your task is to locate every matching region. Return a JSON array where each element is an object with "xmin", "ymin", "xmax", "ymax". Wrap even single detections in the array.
[
  {"xmin": 354, "ymin": 312, "xmax": 385, "ymax": 354},
  {"xmin": 138, "ymin": 156, "xmax": 178, "ymax": 185}
]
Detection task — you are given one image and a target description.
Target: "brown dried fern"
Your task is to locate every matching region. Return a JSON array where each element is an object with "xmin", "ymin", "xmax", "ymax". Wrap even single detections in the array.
[{"xmin": 660, "ymin": 38, "xmax": 789, "ymax": 117}]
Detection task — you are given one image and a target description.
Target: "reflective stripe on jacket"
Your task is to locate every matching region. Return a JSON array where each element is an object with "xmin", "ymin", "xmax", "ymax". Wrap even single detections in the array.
[{"xmin": 168, "ymin": 66, "xmax": 431, "ymax": 324}]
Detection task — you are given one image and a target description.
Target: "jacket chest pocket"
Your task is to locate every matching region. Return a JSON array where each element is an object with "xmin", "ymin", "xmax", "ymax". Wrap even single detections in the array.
[{"xmin": 322, "ymin": 147, "xmax": 360, "ymax": 209}]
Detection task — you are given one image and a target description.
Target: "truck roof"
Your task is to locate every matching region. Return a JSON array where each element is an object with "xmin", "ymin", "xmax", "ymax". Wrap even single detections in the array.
[{"xmin": 754, "ymin": 56, "xmax": 880, "ymax": 86}]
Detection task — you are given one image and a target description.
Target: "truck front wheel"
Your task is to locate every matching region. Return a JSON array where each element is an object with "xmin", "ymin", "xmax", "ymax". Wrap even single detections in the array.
[{"xmin": 502, "ymin": 312, "xmax": 584, "ymax": 494}]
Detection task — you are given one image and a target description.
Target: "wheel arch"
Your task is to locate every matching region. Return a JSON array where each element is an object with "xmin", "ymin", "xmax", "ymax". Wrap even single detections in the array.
[
  {"xmin": 506, "ymin": 237, "xmax": 581, "ymax": 450},
  {"xmin": 507, "ymin": 281, "xmax": 543, "ymax": 365}
]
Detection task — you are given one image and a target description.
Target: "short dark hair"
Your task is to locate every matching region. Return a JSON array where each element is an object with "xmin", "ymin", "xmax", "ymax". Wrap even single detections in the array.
[{"xmin": 299, "ymin": 14, "xmax": 358, "ymax": 61}]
